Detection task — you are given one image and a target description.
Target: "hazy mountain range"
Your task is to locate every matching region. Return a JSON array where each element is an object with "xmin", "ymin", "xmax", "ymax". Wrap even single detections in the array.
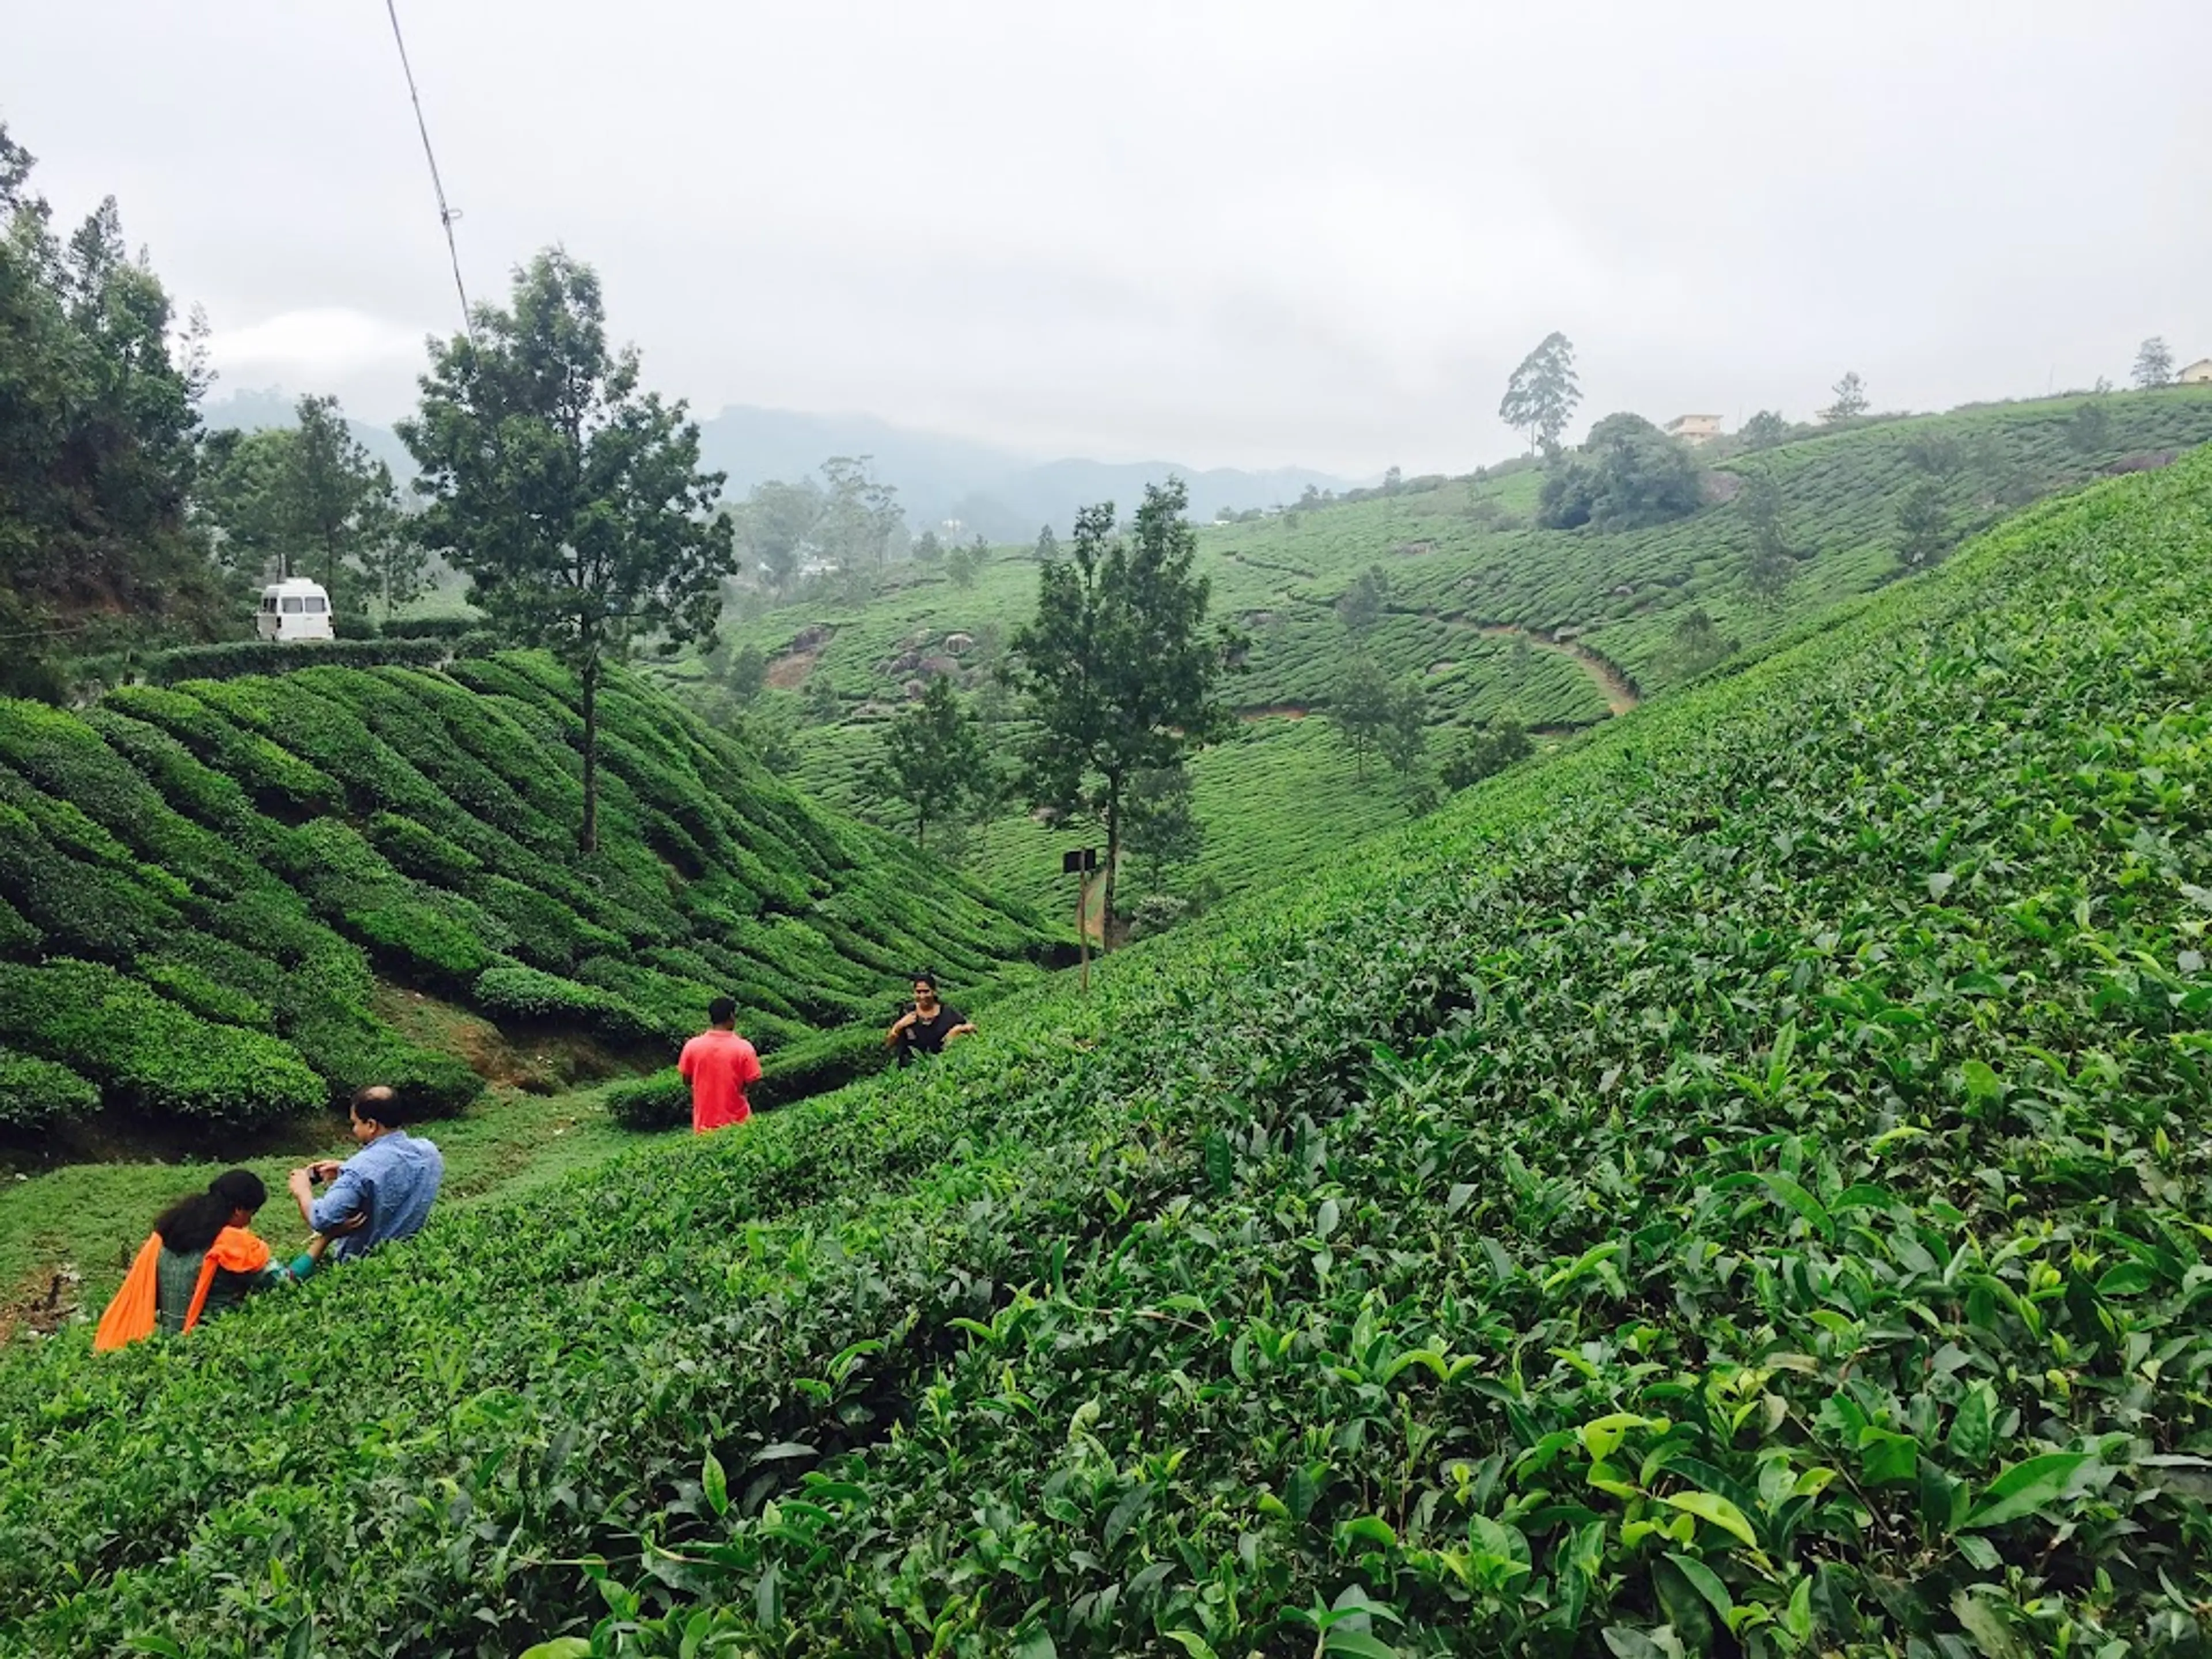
[{"xmin": 203, "ymin": 391, "xmax": 1358, "ymax": 541}]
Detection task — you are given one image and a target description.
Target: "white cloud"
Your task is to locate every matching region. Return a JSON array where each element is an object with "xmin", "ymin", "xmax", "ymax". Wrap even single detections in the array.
[
  {"xmin": 13, "ymin": 0, "xmax": 2208, "ymax": 474},
  {"xmin": 207, "ymin": 308, "xmax": 425, "ymax": 380}
]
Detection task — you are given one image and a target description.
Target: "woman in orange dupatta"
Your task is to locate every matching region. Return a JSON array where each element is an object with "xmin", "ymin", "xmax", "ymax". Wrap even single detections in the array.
[{"xmin": 95, "ymin": 1170, "xmax": 329, "ymax": 1351}]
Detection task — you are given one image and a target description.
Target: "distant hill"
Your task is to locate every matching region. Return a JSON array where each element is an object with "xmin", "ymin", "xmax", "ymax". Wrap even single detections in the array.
[
  {"xmin": 202, "ymin": 391, "xmax": 1355, "ymax": 539},
  {"xmin": 703, "ymin": 386, "xmax": 2212, "ymax": 918},
  {"xmin": 692, "ymin": 405, "xmax": 1359, "ymax": 539},
  {"xmin": 200, "ymin": 388, "xmax": 419, "ymax": 480}
]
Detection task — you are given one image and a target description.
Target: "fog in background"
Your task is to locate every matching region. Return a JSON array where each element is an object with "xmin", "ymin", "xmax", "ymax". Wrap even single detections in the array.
[{"xmin": 10, "ymin": 0, "xmax": 2209, "ymax": 476}]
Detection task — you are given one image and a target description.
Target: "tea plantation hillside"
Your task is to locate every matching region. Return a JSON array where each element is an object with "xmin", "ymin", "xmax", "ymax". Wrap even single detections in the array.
[
  {"xmin": 4, "ymin": 449, "xmax": 2210, "ymax": 1654},
  {"xmin": 697, "ymin": 388, "xmax": 2212, "ymax": 914},
  {"xmin": 0, "ymin": 653, "xmax": 1052, "ymax": 1142}
]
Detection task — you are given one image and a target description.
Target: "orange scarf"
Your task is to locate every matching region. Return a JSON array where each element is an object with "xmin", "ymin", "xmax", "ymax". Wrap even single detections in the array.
[{"xmin": 94, "ymin": 1226, "xmax": 273, "ymax": 1351}]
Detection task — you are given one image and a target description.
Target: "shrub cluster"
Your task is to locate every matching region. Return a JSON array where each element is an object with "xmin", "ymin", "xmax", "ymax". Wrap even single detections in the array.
[
  {"xmin": 0, "ymin": 958, "xmax": 324, "ymax": 1124},
  {"xmin": 473, "ymin": 963, "xmax": 661, "ymax": 1047},
  {"xmin": 0, "ymin": 650, "xmax": 1052, "ymax": 1144},
  {"xmin": 142, "ymin": 637, "xmax": 496, "ymax": 685},
  {"xmin": 0, "ymin": 1052, "xmax": 100, "ymax": 1131}
]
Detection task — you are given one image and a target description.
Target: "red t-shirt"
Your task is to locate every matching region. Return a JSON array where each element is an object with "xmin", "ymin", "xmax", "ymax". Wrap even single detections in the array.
[{"xmin": 677, "ymin": 1029, "xmax": 762, "ymax": 1133}]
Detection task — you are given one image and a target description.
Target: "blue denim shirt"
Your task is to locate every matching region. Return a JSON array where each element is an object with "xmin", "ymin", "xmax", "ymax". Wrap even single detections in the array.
[{"xmin": 311, "ymin": 1131, "xmax": 444, "ymax": 1262}]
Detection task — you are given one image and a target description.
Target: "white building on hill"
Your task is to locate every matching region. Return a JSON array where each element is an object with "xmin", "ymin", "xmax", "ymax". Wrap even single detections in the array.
[
  {"xmin": 2178, "ymin": 358, "xmax": 2212, "ymax": 387},
  {"xmin": 1664, "ymin": 414, "xmax": 1725, "ymax": 446}
]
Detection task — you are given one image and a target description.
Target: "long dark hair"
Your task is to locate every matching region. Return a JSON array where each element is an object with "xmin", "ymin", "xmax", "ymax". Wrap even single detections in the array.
[{"xmin": 151, "ymin": 1169, "xmax": 267, "ymax": 1255}]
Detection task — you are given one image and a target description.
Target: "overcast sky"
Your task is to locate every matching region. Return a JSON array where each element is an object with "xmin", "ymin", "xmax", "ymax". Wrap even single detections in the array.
[{"xmin": 11, "ymin": 1, "xmax": 2209, "ymax": 476}]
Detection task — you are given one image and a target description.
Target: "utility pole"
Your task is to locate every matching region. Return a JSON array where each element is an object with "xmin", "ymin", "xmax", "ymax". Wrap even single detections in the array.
[{"xmin": 1063, "ymin": 846, "xmax": 1099, "ymax": 993}]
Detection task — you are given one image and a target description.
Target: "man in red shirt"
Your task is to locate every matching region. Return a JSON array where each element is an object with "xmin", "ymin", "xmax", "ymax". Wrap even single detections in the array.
[{"xmin": 677, "ymin": 997, "xmax": 763, "ymax": 1134}]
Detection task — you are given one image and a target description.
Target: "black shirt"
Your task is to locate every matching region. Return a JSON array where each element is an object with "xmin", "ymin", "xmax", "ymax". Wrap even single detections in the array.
[{"xmin": 895, "ymin": 1005, "xmax": 966, "ymax": 1066}]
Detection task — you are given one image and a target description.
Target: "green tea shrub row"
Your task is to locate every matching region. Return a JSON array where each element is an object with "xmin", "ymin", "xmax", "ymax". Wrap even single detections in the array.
[
  {"xmin": 0, "ymin": 648, "xmax": 1050, "ymax": 1137},
  {"xmin": 3, "ymin": 451, "xmax": 2207, "ymax": 1653},
  {"xmin": 0, "ymin": 1052, "xmax": 100, "ymax": 1130},
  {"xmin": 141, "ymin": 635, "xmax": 498, "ymax": 685},
  {"xmin": 472, "ymin": 963, "xmax": 661, "ymax": 1047},
  {"xmin": 0, "ymin": 800, "xmax": 184, "ymax": 965},
  {"xmin": 603, "ymin": 1022, "xmax": 896, "ymax": 1130},
  {"xmin": 0, "ymin": 958, "xmax": 323, "ymax": 1124},
  {"xmin": 599, "ymin": 1067, "xmax": 690, "ymax": 1130}
]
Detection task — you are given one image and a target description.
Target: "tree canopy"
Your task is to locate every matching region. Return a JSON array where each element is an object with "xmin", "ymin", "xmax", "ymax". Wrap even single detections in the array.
[
  {"xmin": 1894, "ymin": 476, "xmax": 1954, "ymax": 569},
  {"xmin": 1821, "ymin": 371, "xmax": 1869, "ymax": 423},
  {"xmin": 1123, "ymin": 764, "xmax": 1202, "ymax": 893},
  {"xmin": 1329, "ymin": 653, "xmax": 1395, "ymax": 781},
  {"xmin": 1498, "ymin": 331, "xmax": 1581, "ymax": 454},
  {"xmin": 0, "ymin": 120, "xmax": 216, "ymax": 695},
  {"xmin": 1005, "ymin": 479, "xmax": 1239, "ymax": 944},
  {"xmin": 867, "ymin": 675, "xmax": 984, "ymax": 851},
  {"xmin": 1536, "ymin": 412, "xmax": 1703, "ymax": 532},
  {"xmin": 2133, "ymin": 336, "xmax": 2174, "ymax": 390},
  {"xmin": 1739, "ymin": 410, "xmax": 1792, "ymax": 451},
  {"xmin": 199, "ymin": 395, "xmax": 419, "ymax": 613},
  {"xmin": 1334, "ymin": 564, "xmax": 1391, "ymax": 637},
  {"xmin": 398, "ymin": 247, "xmax": 734, "ymax": 851},
  {"xmin": 1738, "ymin": 469, "xmax": 1796, "ymax": 607}
]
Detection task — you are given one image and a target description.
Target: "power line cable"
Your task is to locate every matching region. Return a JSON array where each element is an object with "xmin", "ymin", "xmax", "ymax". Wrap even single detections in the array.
[{"xmin": 383, "ymin": 0, "xmax": 475, "ymax": 346}]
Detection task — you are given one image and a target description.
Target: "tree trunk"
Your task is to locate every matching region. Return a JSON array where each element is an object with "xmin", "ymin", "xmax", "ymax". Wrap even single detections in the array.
[
  {"xmin": 578, "ymin": 652, "xmax": 601, "ymax": 854},
  {"xmin": 1101, "ymin": 784, "xmax": 1121, "ymax": 952}
]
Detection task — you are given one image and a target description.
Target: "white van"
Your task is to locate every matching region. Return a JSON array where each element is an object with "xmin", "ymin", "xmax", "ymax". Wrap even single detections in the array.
[{"xmin": 255, "ymin": 578, "xmax": 336, "ymax": 642}]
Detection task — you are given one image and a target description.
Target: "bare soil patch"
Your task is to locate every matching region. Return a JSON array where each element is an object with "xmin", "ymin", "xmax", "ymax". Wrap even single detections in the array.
[
  {"xmin": 766, "ymin": 623, "xmax": 835, "ymax": 689},
  {"xmin": 0, "ymin": 1263, "xmax": 79, "ymax": 1344},
  {"xmin": 369, "ymin": 984, "xmax": 634, "ymax": 1094}
]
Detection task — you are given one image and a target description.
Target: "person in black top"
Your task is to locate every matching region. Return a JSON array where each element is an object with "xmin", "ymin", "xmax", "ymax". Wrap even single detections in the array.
[{"xmin": 885, "ymin": 972, "xmax": 976, "ymax": 1067}]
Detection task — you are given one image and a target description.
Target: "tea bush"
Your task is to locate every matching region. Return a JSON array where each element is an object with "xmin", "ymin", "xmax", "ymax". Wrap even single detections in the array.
[
  {"xmin": 4, "ymin": 450, "xmax": 2209, "ymax": 1655},
  {"xmin": 0, "ymin": 652, "xmax": 1052, "ymax": 1140},
  {"xmin": 142, "ymin": 634, "xmax": 498, "ymax": 684},
  {"xmin": 601, "ymin": 1023, "xmax": 891, "ymax": 1131},
  {"xmin": 0, "ymin": 959, "xmax": 324, "ymax": 1124},
  {"xmin": 473, "ymin": 962, "xmax": 661, "ymax": 1047},
  {"xmin": 601, "ymin": 1066, "xmax": 690, "ymax": 1130},
  {"xmin": 0, "ymin": 1053, "xmax": 99, "ymax": 1130}
]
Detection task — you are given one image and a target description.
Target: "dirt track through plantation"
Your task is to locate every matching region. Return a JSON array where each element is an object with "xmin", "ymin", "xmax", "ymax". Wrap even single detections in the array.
[
  {"xmin": 1234, "ymin": 622, "xmax": 1639, "ymax": 725},
  {"xmin": 1465, "ymin": 622, "xmax": 1641, "ymax": 717}
]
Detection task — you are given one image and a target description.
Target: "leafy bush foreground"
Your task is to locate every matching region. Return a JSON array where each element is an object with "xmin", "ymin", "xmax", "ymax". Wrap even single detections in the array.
[
  {"xmin": 0, "ymin": 653, "xmax": 1050, "ymax": 1134},
  {"xmin": 3, "ymin": 453, "xmax": 2211, "ymax": 1654}
]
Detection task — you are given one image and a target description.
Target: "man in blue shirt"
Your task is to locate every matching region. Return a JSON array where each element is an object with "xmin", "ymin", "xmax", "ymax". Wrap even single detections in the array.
[{"xmin": 286, "ymin": 1085, "xmax": 445, "ymax": 1263}]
